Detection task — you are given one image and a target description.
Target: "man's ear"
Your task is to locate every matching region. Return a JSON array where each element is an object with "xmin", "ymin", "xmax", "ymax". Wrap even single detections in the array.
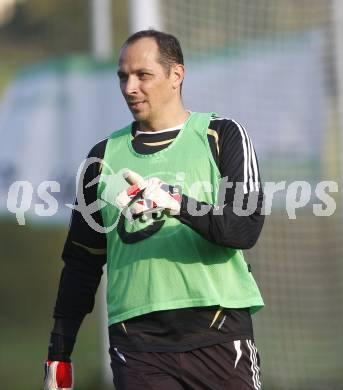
[{"xmin": 171, "ymin": 64, "xmax": 185, "ymax": 89}]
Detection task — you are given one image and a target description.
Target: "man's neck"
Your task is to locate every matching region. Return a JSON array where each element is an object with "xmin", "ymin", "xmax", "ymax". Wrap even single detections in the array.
[{"xmin": 138, "ymin": 106, "xmax": 190, "ymax": 132}]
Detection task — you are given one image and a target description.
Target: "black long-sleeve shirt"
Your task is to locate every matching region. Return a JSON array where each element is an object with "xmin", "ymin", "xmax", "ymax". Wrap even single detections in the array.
[{"xmin": 49, "ymin": 115, "xmax": 264, "ymax": 359}]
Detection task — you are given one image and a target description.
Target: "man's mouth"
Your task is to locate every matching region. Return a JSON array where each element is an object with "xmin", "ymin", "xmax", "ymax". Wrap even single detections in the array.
[{"xmin": 128, "ymin": 101, "xmax": 145, "ymax": 109}]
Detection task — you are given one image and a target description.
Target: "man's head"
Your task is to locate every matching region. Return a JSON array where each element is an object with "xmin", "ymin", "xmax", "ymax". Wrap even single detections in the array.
[{"xmin": 117, "ymin": 30, "xmax": 185, "ymax": 127}]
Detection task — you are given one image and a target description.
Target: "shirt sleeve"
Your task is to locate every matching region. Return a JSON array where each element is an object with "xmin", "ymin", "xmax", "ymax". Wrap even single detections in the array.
[
  {"xmin": 175, "ymin": 119, "xmax": 265, "ymax": 249},
  {"xmin": 50, "ymin": 140, "xmax": 107, "ymax": 345}
]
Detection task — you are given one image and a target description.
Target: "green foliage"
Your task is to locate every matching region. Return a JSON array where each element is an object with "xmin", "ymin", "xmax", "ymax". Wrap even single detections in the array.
[{"xmin": 0, "ymin": 0, "xmax": 128, "ymax": 95}]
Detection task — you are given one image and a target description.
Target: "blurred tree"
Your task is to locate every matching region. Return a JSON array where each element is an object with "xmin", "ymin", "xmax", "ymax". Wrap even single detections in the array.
[
  {"xmin": 0, "ymin": 0, "xmax": 129, "ymax": 94},
  {"xmin": 2, "ymin": 0, "xmax": 89, "ymax": 52}
]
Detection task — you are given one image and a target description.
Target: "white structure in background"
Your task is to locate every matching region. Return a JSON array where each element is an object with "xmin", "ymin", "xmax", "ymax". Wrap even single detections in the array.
[
  {"xmin": 129, "ymin": 0, "xmax": 162, "ymax": 33},
  {"xmin": 90, "ymin": 0, "xmax": 113, "ymax": 60},
  {"xmin": 333, "ymin": 0, "xmax": 343, "ymax": 175}
]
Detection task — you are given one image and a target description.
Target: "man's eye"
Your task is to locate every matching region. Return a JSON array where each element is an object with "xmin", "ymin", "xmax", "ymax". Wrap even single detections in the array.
[{"xmin": 118, "ymin": 73, "xmax": 127, "ymax": 81}]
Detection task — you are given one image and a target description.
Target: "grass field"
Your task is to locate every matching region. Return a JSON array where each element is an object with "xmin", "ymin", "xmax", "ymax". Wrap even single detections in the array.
[{"xmin": 0, "ymin": 217, "xmax": 112, "ymax": 390}]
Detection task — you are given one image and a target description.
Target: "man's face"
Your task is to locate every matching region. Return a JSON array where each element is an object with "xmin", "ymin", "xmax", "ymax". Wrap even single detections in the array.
[{"xmin": 117, "ymin": 38, "xmax": 176, "ymax": 123}]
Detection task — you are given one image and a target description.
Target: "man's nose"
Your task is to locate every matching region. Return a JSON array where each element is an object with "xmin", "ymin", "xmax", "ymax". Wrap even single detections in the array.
[{"xmin": 124, "ymin": 76, "xmax": 139, "ymax": 95}]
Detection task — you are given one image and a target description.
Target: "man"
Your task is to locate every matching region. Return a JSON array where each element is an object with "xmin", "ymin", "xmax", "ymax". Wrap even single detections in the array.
[{"xmin": 44, "ymin": 30, "xmax": 264, "ymax": 390}]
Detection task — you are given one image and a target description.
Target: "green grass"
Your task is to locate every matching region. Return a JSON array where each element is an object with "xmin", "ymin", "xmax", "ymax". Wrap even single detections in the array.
[{"xmin": 0, "ymin": 218, "xmax": 112, "ymax": 389}]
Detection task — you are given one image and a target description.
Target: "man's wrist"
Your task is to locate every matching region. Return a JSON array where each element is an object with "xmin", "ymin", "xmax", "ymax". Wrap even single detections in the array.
[{"xmin": 48, "ymin": 333, "xmax": 75, "ymax": 362}]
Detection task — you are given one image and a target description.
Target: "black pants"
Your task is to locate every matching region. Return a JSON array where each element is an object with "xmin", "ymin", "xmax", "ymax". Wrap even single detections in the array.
[{"xmin": 109, "ymin": 340, "xmax": 261, "ymax": 390}]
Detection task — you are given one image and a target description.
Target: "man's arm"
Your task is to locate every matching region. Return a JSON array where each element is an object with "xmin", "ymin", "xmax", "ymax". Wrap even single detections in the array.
[
  {"xmin": 175, "ymin": 118, "xmax": 264, "ymax": 249},
  {"xmin": 47, "ymin": 140, "xmax": 108, "ymax": 362}
]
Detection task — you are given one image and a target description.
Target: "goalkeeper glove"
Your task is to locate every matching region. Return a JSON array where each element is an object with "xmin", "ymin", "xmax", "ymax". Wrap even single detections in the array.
[
  {"xmin": 44, "ymin": 360, "xmax": 73, "ymax": 390},
  {"xmin": 115, "ymin": 169, "xmax": 181, "ymax": 217}
]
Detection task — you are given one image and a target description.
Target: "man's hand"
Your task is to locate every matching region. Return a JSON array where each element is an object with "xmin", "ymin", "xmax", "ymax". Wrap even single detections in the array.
[
  {"xmin": 115, "ymin": 169, "xmax": 182, "ymax": 218},
  {"xmin": 44, "ymin": 361, "xmax": 73, "ymax": 390}
]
